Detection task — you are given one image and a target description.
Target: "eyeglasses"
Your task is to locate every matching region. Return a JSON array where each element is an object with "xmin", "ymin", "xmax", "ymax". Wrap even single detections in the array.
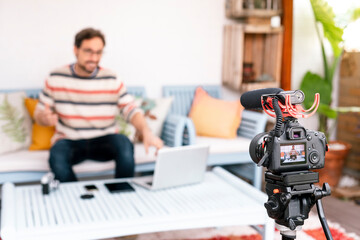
[{"xmin": 81, "ymin": 48, "xmax": 104, "ymax": 56}]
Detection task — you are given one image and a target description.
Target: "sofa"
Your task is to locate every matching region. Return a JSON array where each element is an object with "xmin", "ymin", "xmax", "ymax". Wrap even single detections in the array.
[
  {"xmin": 0, "ymin": 85, "xmax": 267, "ymax": 189},
  {"xmin": 0, "ymin": 87, "xmax": 185, "ymax": 184}
]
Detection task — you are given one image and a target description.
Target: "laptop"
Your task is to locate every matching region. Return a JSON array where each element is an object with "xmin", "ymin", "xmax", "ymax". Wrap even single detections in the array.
[{"xmin": 132, "ymin": 145, "xmax": 209, "ymax": 190}]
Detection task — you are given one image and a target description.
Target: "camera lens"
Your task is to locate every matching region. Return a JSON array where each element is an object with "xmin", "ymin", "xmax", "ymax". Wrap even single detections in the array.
[{"xmin": 249, "ymin": 132, "xmax": 268, "ymax": 165}]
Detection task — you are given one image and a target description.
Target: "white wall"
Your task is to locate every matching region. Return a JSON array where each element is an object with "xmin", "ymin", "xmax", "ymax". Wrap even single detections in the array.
[
  {"xmin": 1, "ymin": 0, "xmax": 349, "ymax": 107},
  {"xmin": 291, "ymin": 0, "xmax": 323, "ymax": 90},
  {"xmin": 292, "ymin": 0, "xmax": 323, "ymax": 130},
  {"xmin": 0, "ymin": 0, "xmax": 226, "ymax": 98}
]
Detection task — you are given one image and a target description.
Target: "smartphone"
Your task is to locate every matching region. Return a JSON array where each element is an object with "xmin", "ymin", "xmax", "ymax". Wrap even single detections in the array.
[
  {"xmin": 84, "ymin": 184, "xmax": 98, "ymax": 191},
  {"xmin": 105, "ymin": 182, "xmax": 135, "ymax": 193}
]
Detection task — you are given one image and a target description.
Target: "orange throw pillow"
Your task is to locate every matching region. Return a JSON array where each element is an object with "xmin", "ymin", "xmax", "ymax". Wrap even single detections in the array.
[
  {"xmin": 188, "ymin": 87, "xmax": 243, "ymax": 139},
  {"xmin": 24, "ymin": 98, "xmax": 55, "ymax": 150}
]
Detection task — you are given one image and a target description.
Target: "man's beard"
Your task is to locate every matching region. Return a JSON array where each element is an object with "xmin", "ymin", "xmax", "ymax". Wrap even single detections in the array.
[{"xmin": 78, "ymin": 61, "xmax": 98, "ymax": 74}]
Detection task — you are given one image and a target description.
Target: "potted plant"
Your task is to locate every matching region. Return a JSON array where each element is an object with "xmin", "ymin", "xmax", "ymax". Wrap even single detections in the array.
[{"xmin": 300, "ymin": 0, "xmax": 360, "ymax": 187}]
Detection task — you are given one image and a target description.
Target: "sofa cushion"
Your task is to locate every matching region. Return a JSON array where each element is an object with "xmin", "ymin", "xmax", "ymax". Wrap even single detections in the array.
[
  {"xmin": 117, "ymin": 96, "xmax": 174, "ymax": 141},
  {"xmin": 189, "ymin": 87, "xmax": 243, "ymax": 139},
  {"xmin": 0, "ymin": 92, "xmax": 32, "ymax": 154},
  {"xmin": 195, "ymin": 136, "xmax": 250, "ymax": 154},
  {"xmin": 25, "ymin": 98, "xmax": 56, "ymax": 150},
  {"xmin": 0, "ymin": 143, "xmax": 160, "ymax": 174},
  {"xmin": 141, "ymin": 97, "xmax": 174, "ymax": 137}
]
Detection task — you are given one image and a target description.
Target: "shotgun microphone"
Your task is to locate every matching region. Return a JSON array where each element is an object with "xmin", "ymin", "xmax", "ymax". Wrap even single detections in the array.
[{"xmin": 240, "ymin": 88, "xmax": 284, "ymax": 109}]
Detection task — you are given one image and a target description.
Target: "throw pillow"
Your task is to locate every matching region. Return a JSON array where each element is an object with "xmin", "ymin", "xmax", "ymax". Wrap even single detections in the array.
[
  {"xmin": 140, "ymin": 97, "xmax": 174, "ymax": 137},
  {"xmin": 188, "ymin": 87, "xmax": 243, "ymax": 139},
  {"xmin": 115, "ymin": 115, "xmax": 136, "ymax": 141},
  {"xmin": 0, "ymin": 92, "xmax": 32, "ymax": 154},
  {"xmin": 24, "ymin": 98, "xmax": 55, "ymax": 150},
  {"xmin": 116, "ymin": 97, "xmax": 174, "ymax": 141}
]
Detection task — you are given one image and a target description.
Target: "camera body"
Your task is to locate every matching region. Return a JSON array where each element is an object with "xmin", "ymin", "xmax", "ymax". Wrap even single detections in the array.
[{"xmin": 250, "ymin": 119, "xmax": 327, "ymax": 174}]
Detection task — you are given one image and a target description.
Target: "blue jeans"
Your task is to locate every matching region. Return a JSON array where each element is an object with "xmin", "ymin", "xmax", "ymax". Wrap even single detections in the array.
[{"xmin": 49, "ymin": 134, "xmax": 134, "ymax": 182}]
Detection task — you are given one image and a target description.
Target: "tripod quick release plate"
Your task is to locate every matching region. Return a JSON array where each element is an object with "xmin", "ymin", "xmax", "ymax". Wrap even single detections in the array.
[{"xmin": 265, "ymin": 171, "xmax": 319, "ymax": 186}]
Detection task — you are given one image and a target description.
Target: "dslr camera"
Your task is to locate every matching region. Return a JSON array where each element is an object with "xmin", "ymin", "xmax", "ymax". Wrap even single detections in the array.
[
  {"xmin": 241, "ymin": 88, "xmax": 328, "ymax": 174},
  {"xmin": 250, "ymin": 119, "xmax": 327, "ymax": 174}
]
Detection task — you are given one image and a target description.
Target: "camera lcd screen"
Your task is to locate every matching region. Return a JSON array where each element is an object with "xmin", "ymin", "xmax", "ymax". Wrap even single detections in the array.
[{"xmin": 280, "ymin": 143, "xmax": 306, "ymax": 165}]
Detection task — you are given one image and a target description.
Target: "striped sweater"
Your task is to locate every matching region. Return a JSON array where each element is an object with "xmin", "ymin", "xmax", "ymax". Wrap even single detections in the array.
[{"xmin": 36, "ymin": 64, "xmax": 142, "ymax": 142}]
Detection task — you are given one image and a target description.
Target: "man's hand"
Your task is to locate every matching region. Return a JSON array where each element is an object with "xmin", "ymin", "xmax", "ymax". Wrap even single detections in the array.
[
  {"xmin": 129, "ymin": 111, "xmax": 164, "ymax": 154},
  {"xmin": 142, "ymin": 128, "xmax": 164, "ymax": 155},
  {"xmin": 35, "ymin": 104, "xmax": 58, "ymax": 126}
]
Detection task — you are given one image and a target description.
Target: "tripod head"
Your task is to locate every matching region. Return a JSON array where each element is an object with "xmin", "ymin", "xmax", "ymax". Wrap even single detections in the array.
[{"xmin": 264, "ymin": 171, "xmax": 331, "ymax": 229}]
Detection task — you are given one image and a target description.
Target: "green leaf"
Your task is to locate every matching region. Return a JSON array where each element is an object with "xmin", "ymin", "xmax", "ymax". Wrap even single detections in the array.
[
  {"xmin": 351, "ymin": 8, "xmax": 360, "ymax": 21},
  {"xmin": 310, "ymin": 0, "xmax": 344, "ymax": 57},
  {"xmin": 300, "ymin": 71, "xmax": 332, "ymax": 109},
  {"xmin": 318, "ymin": 103, "xmax": 337, "ymax": 119}
]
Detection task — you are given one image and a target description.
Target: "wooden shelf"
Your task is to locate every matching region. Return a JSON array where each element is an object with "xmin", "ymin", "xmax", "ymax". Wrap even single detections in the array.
[
  {"xmin": 225, "ymin": 0, "xmax": 282, "ymax": 19},
  {"xmin": 222, "ymin": 24, "xmax": 283, "ymax": 93},
  {"xmin": 227, "ymin": 9, "xmax": 282, "ymax": 18}
]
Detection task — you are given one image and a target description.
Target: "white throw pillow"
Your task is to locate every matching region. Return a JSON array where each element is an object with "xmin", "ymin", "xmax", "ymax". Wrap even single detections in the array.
[
  {"xmin": 0, "ymin": 92, "xmax": 32, "ymax": 154},
  {"xmin": 141, "ymin": 97, "xmax": 174, "ymax": 137},
  {"xmin": 116, "ymin": 96, "xmax": 174, "ymax": 141}
]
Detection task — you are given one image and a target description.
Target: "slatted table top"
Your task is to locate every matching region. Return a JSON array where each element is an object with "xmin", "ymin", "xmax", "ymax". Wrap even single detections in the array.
[{"xmin": 1, "ymin": 167, "xmax": 274, "ymax": 240}]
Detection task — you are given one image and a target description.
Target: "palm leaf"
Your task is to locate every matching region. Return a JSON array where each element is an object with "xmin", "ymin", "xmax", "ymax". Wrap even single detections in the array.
[{"xmin": 310, "ymin": 0, "xmax": 343, "ymax": 57}]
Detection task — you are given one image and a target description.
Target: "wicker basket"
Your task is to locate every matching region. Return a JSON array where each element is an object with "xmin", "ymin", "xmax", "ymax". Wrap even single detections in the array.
[{"xmin": 316, "ymin": 141, "xmax": 352, "ymax": 187}]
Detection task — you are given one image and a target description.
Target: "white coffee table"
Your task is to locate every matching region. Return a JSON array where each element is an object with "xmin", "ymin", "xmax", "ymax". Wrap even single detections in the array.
[{"xmin": 1, "ymin": 167, "xmax": 274, "ymax": 240}]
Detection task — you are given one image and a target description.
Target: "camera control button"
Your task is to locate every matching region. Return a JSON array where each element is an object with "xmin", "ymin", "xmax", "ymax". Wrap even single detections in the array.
[
  {"xmin": 307, "ymin": 135, "xmax": 312, "ymax": 141},
  {"xmin": 309, "ymin": 151, "xmax": 320, "ymax": 164}
]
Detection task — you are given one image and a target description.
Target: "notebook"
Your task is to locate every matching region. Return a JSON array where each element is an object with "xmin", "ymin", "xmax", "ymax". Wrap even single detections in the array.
[{"xmin": 132, "ymin": 145, "xmax": 209, "ymax": 190}]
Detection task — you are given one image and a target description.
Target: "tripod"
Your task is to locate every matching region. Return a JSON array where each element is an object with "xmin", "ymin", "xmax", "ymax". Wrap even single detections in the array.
[{"xmin": 264, "ymin": 171, "xmax": 333, "ymax": 240}]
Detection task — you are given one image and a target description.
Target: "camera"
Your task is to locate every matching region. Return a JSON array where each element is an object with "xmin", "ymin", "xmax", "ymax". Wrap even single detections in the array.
[
  {"xmin": 241, "ymin": 88, "xmax": 333, "ymax": 239},
  {"xmin": 249, "ymin": 119, "xmax": 327, "ymax": 173},
  {"xmin": 41, "ymin": 172, "xmax": 59, "ymax": 195},
  {"xmin": 240, "ymin": 88, "xmax": 328, "ymax": 174}
]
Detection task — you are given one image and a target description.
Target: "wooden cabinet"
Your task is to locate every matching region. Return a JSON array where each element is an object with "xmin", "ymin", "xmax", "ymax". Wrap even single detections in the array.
[
  {"xmin": 222, "ymin": 24, "xmax": 283, "ymax": 92},
  {"xmin": 222, "ymin": 0, "xmax": 284, "ymax": 92}
]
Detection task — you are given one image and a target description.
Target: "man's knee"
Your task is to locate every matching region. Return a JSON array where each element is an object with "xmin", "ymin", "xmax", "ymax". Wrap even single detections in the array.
[
  {"xmin": 113, "ymin": 134, "xmax": 134, "ymax": 151},
  {"xmin": 111, "ymin": 134, "xmax": 134, "ymax": 162},
  {"xmin": 49, "ymin": 140, "xmax": 76, "ymax": 182},
  {"xmin": 49, "ymin": 140, "xmax": 72, "ymax": 164}
]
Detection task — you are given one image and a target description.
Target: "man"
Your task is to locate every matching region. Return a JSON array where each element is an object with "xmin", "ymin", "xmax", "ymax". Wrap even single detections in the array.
[
  {"xmin": 34, "ymin": 28, "xmax": 163, "ymax": 182},
  {"xmin": 289, "ymin": 145, "xmax": 298, "ymax": 160}
]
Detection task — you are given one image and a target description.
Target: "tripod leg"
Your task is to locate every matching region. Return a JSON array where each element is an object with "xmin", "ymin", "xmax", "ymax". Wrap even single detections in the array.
[{"xmin": 316, "ymin": 199, "xmax": 333, "ymax": 240}]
